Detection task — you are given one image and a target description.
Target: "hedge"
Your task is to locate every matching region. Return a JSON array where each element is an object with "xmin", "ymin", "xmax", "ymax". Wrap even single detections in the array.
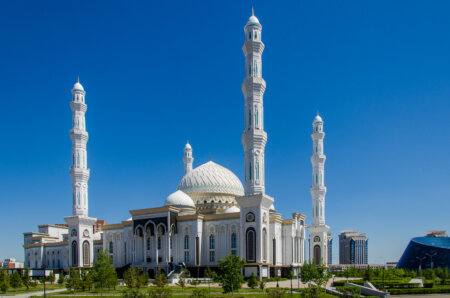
[{"xmin": 388, "ymin": 287, "xmax": 450, "ymax": 295}]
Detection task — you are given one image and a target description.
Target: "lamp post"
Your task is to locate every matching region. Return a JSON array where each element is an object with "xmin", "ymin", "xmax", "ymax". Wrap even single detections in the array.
[
  {"xmin": 416, "ymin": 256, "xmax": 426, "ymax": 274},
  {"xmin": 40, "ymin": 264, "xmax": 46, "ymax": 298},
  {"xmin": 425, "ymin": 252, "xmax": 437, "ymax": 269}
]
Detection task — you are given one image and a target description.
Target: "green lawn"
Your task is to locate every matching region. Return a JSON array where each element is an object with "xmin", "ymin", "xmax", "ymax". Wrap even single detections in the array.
[{"xmin": 0, "ymin": 283, "xmax": 64, "ymax": 295}]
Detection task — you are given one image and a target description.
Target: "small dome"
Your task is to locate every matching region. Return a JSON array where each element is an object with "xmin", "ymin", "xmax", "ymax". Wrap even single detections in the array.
[
  {"xmin": 184, "ymin": 142, "xmax": 192, "ymax": 150},
  {"xmin": 73, "ymin": 81, "xmax": 84, "ymax": 91},
  {"xmin": 224, "ymin": 206, "xmax": 241, "ymax": 213},
  {"xmin": 164, "ymin": 190, "xmax": 195, "ymax": 208},
  {"xmin": 247, "ymin": 15, "xmax": 260, "ymax": 25},
  {"xmin": 314, "ymin": 114, "xmax": 323, "ymax": 123}
]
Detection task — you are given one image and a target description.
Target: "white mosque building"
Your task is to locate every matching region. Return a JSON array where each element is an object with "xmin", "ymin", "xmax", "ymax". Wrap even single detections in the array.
[{"xmin": 23, "ymin": 12, "xmax": 331, "ymax": 278}]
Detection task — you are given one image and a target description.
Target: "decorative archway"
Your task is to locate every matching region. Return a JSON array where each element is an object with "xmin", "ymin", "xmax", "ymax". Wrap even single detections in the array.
[
  {"xmin": 71, "ymin": 240, "xmax": 78, "ymax": 266},
  {"xmin": 83, "ymin": 241, "xmax": 90, "ymax": 266},
  {"xmin": 314, "ymin": 245, "xmax": 321, "ymax": 265},
  {"xmin": 246, "ymin": 227, "xmax": 256, "ymax": 263}
]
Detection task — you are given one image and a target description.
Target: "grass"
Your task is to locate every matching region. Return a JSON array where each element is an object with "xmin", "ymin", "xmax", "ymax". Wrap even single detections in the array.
[{"xmin": 0, "ymin": 283, "xmax": 64, "ymax": 295}]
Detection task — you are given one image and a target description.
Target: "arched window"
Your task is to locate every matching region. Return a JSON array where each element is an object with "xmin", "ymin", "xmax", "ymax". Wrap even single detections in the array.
[
  {"xmin": 255, "ymin": 108, "xmax": 259, "ymax": 127},
  {"xmin": 158, "ymin": 237, "xmax": 161, "ymax": 250},
  {"xmin": 248, "ymin": 110, "xmax": 251, "ymax": 127},
  {"xmin": 255, "ymin": 62, "xmax": 258, "ymax": 75},
  {"xmin": 249, "ymin": 162, "xmax": 252, "ymax": 180},
  {"xmin": 146, "ymin": 238, "xmax": 151, "ymax": 250},
  {"xmin": 71, "ymin": 241, "xmax": 78, "ymax": 266},
  {"xmin": 77, "ymin": 152, "xmax": 80, "ymax": 166},
  {"xmin": 249, "ymin": 64, "xmax": 252, "ymax": 76},
  {"xmin": 77, "ymin": 192, "xmax": 80, "ymax": 205},
  {"xmin": 248, "ymin": 31, "xmax": 251, "ymax": 40},
  {"xmin": 184, "ymin": 235, "xmax": 189, "ymax": 250},
  {"xmin": 255, "ymin": 31, "xmax": 258, "ymax": 39},
  {"xmin": 231, "ymin": 233, "xmax": 237, "ymax": 249},
  {"xmin": 256, "ymin": 162, "xmax": 260, "ymax": 180},
  {"xmin": 262, "ymin": 228, "xmax": 267, "ymax": 261},
  {"xmin": 273, "ymin": 238, "xmax": 276, "ymax": 264},
  {"xmin": 314, "ymin": 245, "xmax": 321, "ymax": 265},
  {"xmin": 209, "ymin": 234, "xmax": 215, "ymax": 250},
  {"xmin": 109, "ymin": 241, "xmax": 113, "ymax": 254},
  {"xmin": 83, "ymin": 241, "xmax": 90, "ymax": 266},
  {"xmin": 246, "ymin": 228, "xmax": 256, "ymax": 262}
]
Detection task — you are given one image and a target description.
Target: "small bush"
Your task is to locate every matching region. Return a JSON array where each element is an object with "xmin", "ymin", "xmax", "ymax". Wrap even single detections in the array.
[{"xmin": 336, "ymin": 286, "xmax": 361, "ymax": 297}]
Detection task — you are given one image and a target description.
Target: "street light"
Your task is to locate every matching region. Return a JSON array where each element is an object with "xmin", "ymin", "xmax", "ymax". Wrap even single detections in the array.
[
  {"xmin": 416, "ymin": 256, "xmax": 426, "ymax": 274},
  {"xmin": 425, "ymin": 252, "xmax": 438, "ymax": 269},
  {"xmin": 40, "ymin": 264, "xmax": 46, "ymax": 298}
]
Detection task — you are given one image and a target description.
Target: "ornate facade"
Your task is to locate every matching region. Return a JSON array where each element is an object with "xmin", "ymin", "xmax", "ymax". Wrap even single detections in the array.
[{"xmin": 23, "ymin": 12, "xmax": 330, "ymax": 277}]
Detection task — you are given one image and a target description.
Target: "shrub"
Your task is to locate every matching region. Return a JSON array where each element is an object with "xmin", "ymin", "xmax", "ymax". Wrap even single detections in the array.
[
  {"xmin": 266, "ymin": 287, "xmax": 287, "ymax": 297},
  {"xmin": 247, "ymin": 272, "xmax": 258, "ymax": 289},
  {"xmin": 336, "ymin": 286, "xmax": 361, "ymax": 297}
]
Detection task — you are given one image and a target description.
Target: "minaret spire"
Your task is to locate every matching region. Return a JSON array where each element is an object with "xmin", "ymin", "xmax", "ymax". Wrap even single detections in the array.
[
  {"xmin": 308, "ymin": 113, "xmax": 330, "ymax": 265},
  {"xmin": 242, "ymin": 11, "xmax": 266, "ymax": 195},
  {"xmin": 183, "ymin": 141, "xmax": 193, "ymax": 175},
  {"xmin": 70, "ymin": 79, "xmax": 90, "ymax": 216}
]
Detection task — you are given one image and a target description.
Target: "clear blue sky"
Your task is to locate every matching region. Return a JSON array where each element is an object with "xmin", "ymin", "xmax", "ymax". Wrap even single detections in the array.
[{"xmin": 0, "ymin": 0, "xmax": 449, "ymax": 264}]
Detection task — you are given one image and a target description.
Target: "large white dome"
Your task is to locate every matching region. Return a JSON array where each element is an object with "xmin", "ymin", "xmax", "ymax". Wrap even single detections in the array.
[
  {"xmin": 178, "ymin": 161, "xmax": 244, "ymax": 197},
  {"xmin": 164, "ymin": 190, "xmax": 195, "ymax": 208}
]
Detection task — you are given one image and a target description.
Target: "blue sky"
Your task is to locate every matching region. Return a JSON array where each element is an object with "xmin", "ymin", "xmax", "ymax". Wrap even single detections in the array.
[{"xmin": 0, "ymin": 0, "xmax": 449, "ymax": 264}]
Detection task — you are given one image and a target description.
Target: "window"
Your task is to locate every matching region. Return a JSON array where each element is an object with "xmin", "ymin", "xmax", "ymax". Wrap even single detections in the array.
[
  {"xmin": 72, "ymin": 241, "xmax": 78, "ymax": 266},
  {"xmin": 263, "ymin": 228, "xmax": 267, "ymax": 261},
  {"xmin": 248, "ymin": 110, "xmax": 251, "ymax": 127},
  {"xmin": 83, "ymin": 241, "xmax": 89, "ymax": 266},
  {"xmin": 209, "ymin": 250, "xmax": 215, "ymax": 262},
  {"xmin": 248, "ymin": 31, "xmax": 251, "ymax": 40},
  {"xmin": 146, "ymin": 238, "xmax": 151, "ymax": 250},
  {"xmin": 158, "ymin": 237, "xmax": 161, "ymax": 250},
  {"xmin": 109, "ymin": 241, "xmax": 113, "ymax": 254},
  {"xmin": 246, "ymin": 228, "xmax": 256, "ymax": 262},
  {"xmin": 256, "ymin": 162, "xmax": 260, "ymax": 180},
  {"xmin": 184, "ymin": 251, "xmax": 189, "ymax": 263},
  {"xmin": 77, "ymin": 152, "xmax": 80, "ymax": 166},
  {"xmin": 255, "ymin": 31, "xmax": 257, "ymax": 39},
  {"xmin": 249, "ymin": 162, "xmax": 252, "ymax": 180},
  {"xmin": 273, "ymin": 238, "xmax": 276, "ymax": 264},
  {"xmin": 255, "ymin": 62, "xmax": 258, "ymax": 75},
  {"xmin": 184, "ymin": 235, "xmax": 189, "ymax": 249},
  {"xmin": 231, "ymin": 233, "xmax": 237, "ymax": 249},
  {"xmin": 255, "ymin": 108, "xmax": 259, "ymax": 127},
  {"xmin": 209, "ymin": 234, "xmax": 215, "ymax": 250}
]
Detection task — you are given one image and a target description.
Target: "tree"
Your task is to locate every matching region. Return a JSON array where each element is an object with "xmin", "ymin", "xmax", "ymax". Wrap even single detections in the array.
[
  {"xmin": 364, "ymin": 267, "xmax": 374, "ymax": 281},
  {"xmin": 247, "ymin": 272, "xmax": 258, "ymax": 289},
  {"xmin": 124, "ymin": 268, "xmax": 138, "ymax": 289},
  {"xmin": 22, "ymin": 269, "xmax": 32, "ymax": 290},
  {"xmin": 93, "ymin": 250, "xmax": 118, "ymax": 293},
  {"xmin": 137, "ymin": 269, "xmax": 149, "ymax": 288},
  {"xmin": 81, "ymin": 270, "xmax": 94, "ymax": 291},
  {"xmin": 214, "ymin": 254, "xmax": 245, "ymax": 296},
  {"xmin": 153, "ymin": 270, "xmax": 168, "ymax": 288},
  {"xmin": 259, "ymin": 279, "xmax": 266, "ymax": 290},
  {"xmin": 288, "ymin": 270, "xmax": 295, "ymax": 295},
  {"xmin": 47, "ymin": 271, "xmax": 56, "ymax": 284},
  {"xmin": 66, "ymin": 268, "xmax": 81, "ymax": 294},
  {"xmin": 441, "ymin": 267, "xmax": 449, "ymax": 285},
  {"xmin": 176, "ymin": 274, "xmax": 186, "ymax": 293},
  {"xmin": 300, "ymin": 261, "xmax": 315, "ymax": 287},
  {"xmin": 10, "ymin": 271, "xmax": 23, "ymax": 289},
  {"xmin": 0, "ymin": 269, "xmax": 10, "ymax": 293},
  {"xmin": 57, "ymin": 273, "xmax": 65, "ymax": 286},
  {"xmin": 205, "ymin": 266, "xmax": 212, "ymax": 295},
  {"xmin": 300, "ymin": 261, "xmax": 331, "ymax": 293}
]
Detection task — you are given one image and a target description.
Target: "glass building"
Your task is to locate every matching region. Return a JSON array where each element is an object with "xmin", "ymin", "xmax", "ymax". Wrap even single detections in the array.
[{"xmin": 397, "ymin": 232, "xmax": 450, "ymax": 270}]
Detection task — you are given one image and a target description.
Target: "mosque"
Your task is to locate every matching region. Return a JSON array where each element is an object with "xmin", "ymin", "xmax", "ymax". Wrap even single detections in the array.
[{"xmin": 23, "ymin": 12, "xmax": 331, "ymax": 278}]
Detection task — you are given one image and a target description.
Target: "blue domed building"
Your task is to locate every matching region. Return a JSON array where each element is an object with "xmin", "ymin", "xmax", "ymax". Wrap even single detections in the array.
[{"xmin": 397, "ymin": 231, "xmax": 450, "ymax": 270}]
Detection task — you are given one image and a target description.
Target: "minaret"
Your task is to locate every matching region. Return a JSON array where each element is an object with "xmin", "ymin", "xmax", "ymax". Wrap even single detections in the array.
[
  {"xmin": 70, "ymin": 78, "xmax": 90, "ymax": 216},
  {"xmin": 183, "ymin": 141, "xmax": 193, "ymax": 174},
  {"xmin": 308, "ymin": 113, "xmax": 330, "ymax": 265},
  {"xmin": 241, "ymin": 9, "xmax": 267, "ymax": 195}
]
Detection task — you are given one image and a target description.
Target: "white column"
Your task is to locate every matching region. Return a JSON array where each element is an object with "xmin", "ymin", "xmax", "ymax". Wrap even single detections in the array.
[
  {"xmin": 241, "ymin": 11, "xmax": 267, "ymax": 196},
  {"xmin": 183, "ymin": 142, "xmax": 193, "ymax": 174},
  {"xmin": 70, "ymin": 78, "xmax": 90, "ymax": 216},
  {"xmin": 310, "ymin": 114, "xmax": 326, "ymax": 226}
]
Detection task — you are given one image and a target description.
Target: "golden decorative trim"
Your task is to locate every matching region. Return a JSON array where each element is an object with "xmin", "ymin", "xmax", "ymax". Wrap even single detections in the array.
[
  {"xmin": 29, "ymin": 236, "xmax": 59, "ymax": 240},
  {"xmin": 177, "ymin": 214, "xmax": 205, "ymax": 221},
  {"xmin": 23, "ymin": 241, "xmax": 68, "ymax": 249},
  {"xmin": 204, "ymin": 213, "xmax": 240, "ymax": 221},
  {"xmin": 23, "ymin": 232, "xmax": 49, "ymax": 236},
  {"xmin": 292, "ymin": 213, "xmax": 306, "ymax": 220},
  {"xmin": 102, "ymin": 223, "xmax": 125, "ymax": 230},
  {"xmin": 270, "ymin": 218, "xmax": 282, "ymax": 223},
  {"xmin": 282, "ymin": 219, "xmax": 295, "ymax": 224},
  {"xmin": 38, "ymin": 224, "xmax": 68, "ymax": 229},
  {"xmin": 129, "ymin": 206, "xmax": 179, "ymax": 216},
  {"xmin": 94, "ymin": 240, "xmax": 103, "ymax": 245}
]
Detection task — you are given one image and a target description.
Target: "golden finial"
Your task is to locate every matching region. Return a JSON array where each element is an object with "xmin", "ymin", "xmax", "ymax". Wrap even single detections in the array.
[
  {"xmin": 252, "ymin": 6, "xmax": 254, "ymax": 16},
  {"xmin": 317, "ymin": 110, "xmax": 319, "ymax": 116},
  {"xmin": 77, "ymin": 76, "xmax": 79, "ymax": 83}
]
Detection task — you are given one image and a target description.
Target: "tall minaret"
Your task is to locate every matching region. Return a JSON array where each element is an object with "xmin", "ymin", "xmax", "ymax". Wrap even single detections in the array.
[
  {"xmin": 70, "ymin": 78, "xmax": 90, "ymax": 216},
  {"xmin": 308, "ymin": 113, "xmax": 330, "ymax": 265},
  {"xmin": 183, "ymin": 141, "xmax": 193, "ymax": 174},
  {"xmin": 241, "ymin": 9, "xmax": 267, "ymax": 195}
]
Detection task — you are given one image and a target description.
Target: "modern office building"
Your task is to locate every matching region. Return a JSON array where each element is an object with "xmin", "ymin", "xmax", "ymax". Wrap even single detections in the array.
[
  {"xmin": 328, "ymin": 232, "xmax": 333, "ymax": 265},
  {"xmin": 397, "ymin": 231, "xmax": 450, "ymax": 270},
  {"xmin": 339, "ymin": 230, "xmax": 368, "ymax": 264}
]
